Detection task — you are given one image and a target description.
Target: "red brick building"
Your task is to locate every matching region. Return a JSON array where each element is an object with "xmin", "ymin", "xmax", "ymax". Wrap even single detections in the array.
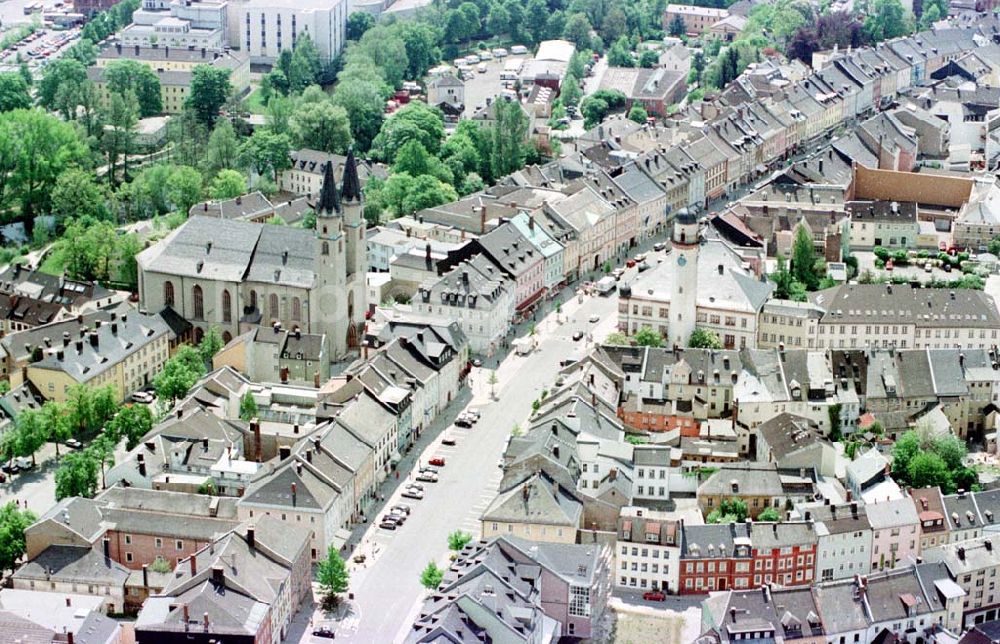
[
  {"xmin": 748, "ymin": 523, "xmax": 818, "ymax": 588},
  {"xmin": 679, "ymin": 523, "xmax": 752, "ymax": 594}
]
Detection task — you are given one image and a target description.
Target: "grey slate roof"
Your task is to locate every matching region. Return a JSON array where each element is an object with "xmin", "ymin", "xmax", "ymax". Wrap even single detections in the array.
[{"xmin": 16, "ymin": 545, "xmax": 130, "ymax": 586}]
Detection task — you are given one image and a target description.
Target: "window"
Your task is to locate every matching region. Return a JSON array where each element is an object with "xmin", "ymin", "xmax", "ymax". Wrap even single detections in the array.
[
  {"xmin": 292, "ymin": 297, "xmax": 301, "ymax": 321},
  {"xmin": 270, "ymin": 294, "xmax": 279, "ymax": 320},
  {"xmin": 175, "ymin": 540, "xmax": 184, "ymax": 551},
  {"xmin": 569, "ymin": 585, "xmax": 590, "ymax": 617},
  {"xmin": 155, "ymin": 538, "xmax": 163, "ymax": 549},
  {"xmin": 221, "ymin": 290, "xmax": 232, "ymax": 323},
  {"xmin": 164, "ymin": 281, "xmax": 175, "ymax": 307},
  {"xmin": 193, "ymin": 285, "xmax": 204, "ymax": 320}
]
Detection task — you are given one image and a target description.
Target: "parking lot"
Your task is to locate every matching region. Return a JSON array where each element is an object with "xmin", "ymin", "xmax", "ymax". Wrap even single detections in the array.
[
  {"xmin": 457, "ymin": 52, "xmax": 529, "ymax": 118},
  {"xmin": 0, "ymin": 25, "xmax": 82, "ymax": 73}
]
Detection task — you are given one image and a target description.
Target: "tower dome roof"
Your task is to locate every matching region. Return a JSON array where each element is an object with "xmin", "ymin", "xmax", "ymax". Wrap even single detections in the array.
[{"xmin": 675, "ymin": 207, "xmax": 696, "ymax": 225}]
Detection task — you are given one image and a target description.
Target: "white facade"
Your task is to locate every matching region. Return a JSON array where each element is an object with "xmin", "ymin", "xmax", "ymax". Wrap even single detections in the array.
[
  {"xmin": 238, "ymin": 0, "xmax": 347, "ymax": 64},
  {"xmin": 615, "ymin": 508, "xmax": 681, "ymax": 593}
]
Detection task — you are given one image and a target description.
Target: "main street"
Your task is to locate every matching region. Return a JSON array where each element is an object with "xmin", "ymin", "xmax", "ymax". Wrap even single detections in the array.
[{"xmin": 317, "ymin": 285, "xmax": 623, "ymax": 644}]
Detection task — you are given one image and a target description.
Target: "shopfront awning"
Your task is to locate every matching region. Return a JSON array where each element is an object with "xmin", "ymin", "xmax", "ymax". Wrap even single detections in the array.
[{"xmin": 516, "ymin": 288, "xmax": 546, "ymax": 312}]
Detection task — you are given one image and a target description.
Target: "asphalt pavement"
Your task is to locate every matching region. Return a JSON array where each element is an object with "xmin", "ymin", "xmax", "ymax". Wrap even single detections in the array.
[{"xmin": 302, "ymin": 285, "xmax": 621, "ymax": 643}]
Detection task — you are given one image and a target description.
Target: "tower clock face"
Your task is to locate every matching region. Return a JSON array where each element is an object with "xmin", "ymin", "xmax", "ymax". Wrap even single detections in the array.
[{"xmin": 677, "ymin": 255, "xmax": 687, "ymax": 267}]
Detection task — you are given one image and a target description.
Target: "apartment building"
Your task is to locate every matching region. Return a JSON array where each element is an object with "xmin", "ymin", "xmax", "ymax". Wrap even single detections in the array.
[{"xmin": 615, "ymin": 508, "xmax": 681, "ymax": 593}]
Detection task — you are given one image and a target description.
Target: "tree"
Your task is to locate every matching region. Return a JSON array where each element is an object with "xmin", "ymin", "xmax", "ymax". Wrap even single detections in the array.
[
  {"xmin": 863, "ymin": 0, "xmax": 912, "ymax": 43},
  {"xmin": 372, "ymin": 102, "xmax": 445, "ymax": 161},
  {"xmin": 600, "ymin": 6, "xmax": 628, "ymax": 42},
  {"xmin": 561, "ymin": 74, "xmax": 582, "ymax": 107},
  {"xmin": 209, "ymin": 169, "xmax": 247, "ymax": 199},
  {"xmin": 63, "ymin": 219, "xmax": 119, "ymax": 282},
  {"xmin": 203, "ymin": 119, "xmax": 241, "ymax": 177},
  {"xmin": 487, "ymin": 99, "xmax": 529, "ymax": 179},
  {"xmin": 787, "ymin": 26, "xmax": 821, "ymax": 63},
  {"xmin": 288, "ymin": 34, "xmax": 323, "ymax": 92},
  {"xmin": 290, "ymin": 101, "xmax": 352, "ymax": 154},
  {"xmin": 448, "ymin": 530, "xmax": 472, "ymax": 551},
  {"xmin": 54, "ymin": 451, "xmax": 100, "ymax": 500},
  {"xmin": 352, "ymin": 25, "xmax": 409, "ymax": 88},
  {"xmin": 607, "ymin": 37, "xmax": 634, "ymax": 67},
  {"xmin": 488, "ymin": 370, "xmax": 499, "ymax": 398},
  {"xmin": 106, "ymin": 404, "xmax": 153, "ymax": 450},
  {"xmin": 316, "ymin": 546, "xmax": 350, "ymax": 607},
  {"xmin": 757, "ymin": 507, "xmax": 782, "ymax": 522},
  {"xmin": 40, "ymin": 401, "xmax": 71, "ymax": 457},
  {"xmin": 563, "ymin": 13, "xmax": 594, "ymax": 49},
  {"xmin": 634, "ymin": 326, "xmax": 663, "ymax": 348},
  {"xmin": 706, "ymin": 497, "xmax": 749, "ymax": 523},
  {"xmin": 486, "ymin": 3, "xmax": 511, "ymax": 38},
  {"xmin": 38, "ymin": 59, "xmax": 88, "ymax": 118},
  {"xmin": 668, "ymin": 13, "xmax": 687, "ymax": 37},
  {"xmin": 402, "ymin": 174, "xmax": 459, "ymax": 216},
  {"xmin": 187, "ymin": 65, "xmax": 232, "ymax": 128},
  {"xmin": 0, "ymin": 502, "xmax": 35, "ymax": 573},
  {"xmin": 347, "ymin": 11, "xmax": 375, "ymax": 40},
  {"xmin": 639, "ymin": 50, "xmax": 659, "ymax": 68},
  {"xmin": 166, "ymin": 165, "xmax": 203, "ymax": 215},
  {"xmin": 791, "ymin": 224, "xmax": 820, "ymax": 290},
  {"xmin": 154, "ymin": 345, "xmax": 206, "ymax": 403},
  {"xmin": 689, "ymin": 328, "xmax": 723, "ymax": 349},
  {"xmin": 907, "ymin": 452, "xmax": 951, "ymax": 490},
  {"xmin": 0, "ymin": 73, "xmax": 31, "ymax": 112},
  {"xmin": 239, "ymin": 130, "xmax": 291, "ymax": 183},
  {"xmin": 13, "ymin": 410, "xmax": 46, "ymax": 466},
  {"xmin": 605, "ymin": 331, "xmax": 629, "ymax": 345},
  {"xmin": 239, "ymin": 391, "xmax": 259, "ymax": 421},
  {"xmin": 627, "ymin": 104, "xmax": 648, "ymax": 123},
  {"xmin": 51, "ymin": 169, "xmax": 108, "ymax": 225},
  {"xmin": 102, "ymin": 89, "xmax": 138, "ymax": 185},
  {"xmin": 2, "ymin": 109, "xmax": 90, "ymax": 218},
  {"xmin": 198, "ymin": 326, "xmax": 224, "ymax": 364},
  {"xmin": 420, "ymin": 561, "xmax": 444, "ymax": 589},
  {"xmin": 104, "ymin": 59, "xmax": 161, "ymax": 117},
  {"xmin": 331, "ymin": 73, "xmax": 387, "ymax": 152}
]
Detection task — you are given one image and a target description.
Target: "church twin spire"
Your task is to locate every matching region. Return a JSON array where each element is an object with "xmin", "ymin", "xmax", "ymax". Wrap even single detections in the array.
[{"xmin": 317, "ymin": 148, "xmax": 362, "ymax": 216}]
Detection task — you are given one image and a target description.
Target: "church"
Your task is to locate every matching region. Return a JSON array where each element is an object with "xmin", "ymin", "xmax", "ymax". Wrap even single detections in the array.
[{"xmin": 137, "ymin": 151, "xmax": 367, "ymax": 360}]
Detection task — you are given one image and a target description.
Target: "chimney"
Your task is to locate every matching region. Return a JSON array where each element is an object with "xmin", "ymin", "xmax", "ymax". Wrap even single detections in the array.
[
  {"xmin": 246, "ymin": 526, "xmax": 255, "ymax": 550},
  {"xmin": 203, "ymin": 612, "xmax": 210, "ymax": 632},
  {"xmin": 211, "ymin": 565, "xmax": 223, "ymax": 586},
  {"xmin": 65, "ymin": 597, "xmax": 71, "ymax": 607},
  {"xmin": 190, "ymin": 555, "xmax": 198, "ymax": 576},
  {"xmin": 183, "ymin": 604, "xmax": 190, "ymax": 631},
  {"xmin": 137, "ymin": 453, "xmax": 146, "ymax": 477},
  {"xmin": 111, "ymin": 323, "xmax": 118, "ymax": 335},
  {"xmin": 176, "ymin": 408, "xmax": 184, "ymax": 420},
  {"xmin": 142, "ymin": 563, "xmax": 149, "ymax": 587},
  {"xmin": 279, "ymin": 445, "xmax": 291, "ymax": 460},
  {"xmin": 252, "ymin": 419, "xmax": 262, "ymax": 462},
  {"xmin": 102, "ymin": 537, "xmax": 110, "ymax": 560},
  {"xmin": 291, "ymin": 482, "xmax": 297, "ymax": 506},
  {"xmin": 314, "ymin": 371, "xmax": 320, "ymax": 388}
]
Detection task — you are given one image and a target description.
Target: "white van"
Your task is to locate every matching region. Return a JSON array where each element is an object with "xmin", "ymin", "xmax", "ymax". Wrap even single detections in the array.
[
  {"xmin": 477, "ymin": 62, "xmax": 488, "ymax": 73},
  {"xmin": 466, "ymin": 53, "xmax": 480, "ymax": 64},
  {"xmin": 492, "ymin": 47, "xmax": 508, "ymax": 57},
  {"xmin": 511, "ymin": 45, "xmax": 528, "ymax": 55},
  {"xmin": 479, "ymin": 50, "xmax": 492, "ymax": 60}
]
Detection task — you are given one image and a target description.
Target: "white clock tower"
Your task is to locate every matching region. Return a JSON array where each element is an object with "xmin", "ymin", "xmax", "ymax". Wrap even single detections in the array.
[{"xmin": 669, "ymin": 208, "xmax": 700, "ymax": 348}]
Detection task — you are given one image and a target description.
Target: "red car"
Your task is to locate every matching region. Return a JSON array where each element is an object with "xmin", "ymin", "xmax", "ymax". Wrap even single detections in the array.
[
  {"xmin": 643, "ymin": 590, "xmax": 666, "ymax": 602},
  {"xmin": 626, "ymin": 259, "xmax": 636, "ymax": 268},
  {"xmin": 429, "ymin": 457, "xmax": 446, "ymax": 467}
]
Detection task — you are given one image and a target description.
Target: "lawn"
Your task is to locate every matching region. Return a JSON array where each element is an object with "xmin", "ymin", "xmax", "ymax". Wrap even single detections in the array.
[
  {"xmin": 612, "ymin": 606, "xmax": 699, "ymax": 644},
  {"xmin": 37, "ymin": 241, "xmax": 66, "ymax": 276},
  {"xmin": 243, "ymin": 87, "xmax": 267, "ymax": 115}
]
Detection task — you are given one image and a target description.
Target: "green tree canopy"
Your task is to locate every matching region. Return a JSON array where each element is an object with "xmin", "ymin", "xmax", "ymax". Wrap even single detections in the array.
[
  {"xmin": 209, "ymin": 169, "xmax": 247, "ymax": 200},
  {"xmin": 290, "ymin": 100, "xmax": 352, "ymax": 154},
  {"xmin": 239, "ymin": 391, "xmax": 259, "ymax": 421},
  {"xmin": 187, "ymin": 65, "xmax": 232, "ymax": 128},
  {"xmin": 54, "ymin": 451, "xmax": 100, "ymax": 500},
  {"xmin": 627, "ymin": 104, "xmax": 648, "ymax": 123},
  {"xmin": 317, "ymin": 546, "xmax": 350, "ymax": 606},
  {"xmin": 104, "ymin": 59, "xmax": 162, "ymax": 117},
  {"xmin": 448, "ymin": 530, "xmax": 472, "ymax": 551},
  {"xmin": 420, "ymin": 561, "xmax": 444, "ymax": 589},
  {"xmin": 0, "ymin": 502, "xmax": 35, "ymax": 573},
  {"xmin": 689, "ymin": 328, "xmax": 723, "ymax": 349},
  {"xmin": 154, "ymin": 345, "xmax": 207, "ymax": 403},
  {"xmin": 634, "ymin": 327, "xmax": 663, "ymax": 347},
  {"xmin": 0, "ymin": 73, "xmax": 31, "ymax": 112}
]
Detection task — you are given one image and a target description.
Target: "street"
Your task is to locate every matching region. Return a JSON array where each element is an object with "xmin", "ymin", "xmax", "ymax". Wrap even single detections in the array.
[{"xmin": 307, "ymin": 286, "xmax": 622, "ymax": 643}]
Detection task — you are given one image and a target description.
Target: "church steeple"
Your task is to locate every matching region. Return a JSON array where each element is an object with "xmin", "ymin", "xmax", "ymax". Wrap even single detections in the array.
[
  {"xmin": 340, "ymin": 148, "xmax": 362, "ymax": 203},
  {"xmin": 317, "ymin": 160, "xmax": 341, "ymax": 215}
]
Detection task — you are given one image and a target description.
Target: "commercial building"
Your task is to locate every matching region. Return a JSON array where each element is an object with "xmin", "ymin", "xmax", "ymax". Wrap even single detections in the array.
[{"xmin": 237, "ymin": 0, "xmax": 348, "ymax": 64}]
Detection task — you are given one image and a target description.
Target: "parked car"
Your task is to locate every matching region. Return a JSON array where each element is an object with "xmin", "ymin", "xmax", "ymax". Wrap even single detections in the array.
[
  {"xmin": 492, "ymin": 47, "xmax": 507, "ymax": 57},
  {"xmin": 402, "ymin": 489, "xmax": 424, "ymax": 500},
  {"xmin": 416, "ymin": 472, "xmax": 439, "ymax": 483},
  {"xmin": 442, "ymin": 435, "xmax": 456, "ymax": 446},
  {"xmin": 65, "ymin": 438, "xmax": 82, "ymax": 449},
  {"xmin": 429, "ymin": 457, "xmax": 446, "ymax": 466},
  {"xmin": 472, "ymin": 358, "xmax": 483, "ymax": 367},
  {"xmin": 312, "ymin": 626, "xmax": 336, "ymax": 639},
  {"xmin": 131, "ymin": 391, "xmax": 153, "ymax": 404},
  {"xmin": 638, "ymin": 262, "xmax": 651, "ymax": 272},
  {"xmin": 466, "ymin": 409, "xmax": 481, "ymax": 421},
  {"xmin": 612, "ymin": 267, "xmax": 625, "ymax": 279},
  {"xmin": 408, "ymin": 482, "xmax": 425, "ymax": 491},
  {"xmin": 477, "ymin": 62, "xmax": 487, "ymax": 73},
  {"xmin": 572, "ymin": 331, "xmax": 584, "ymax": 341},
  {"xmin": 379, "ymin": 519, "xmax": 398, "ymax": 530},
  {"xmin": 15, "ymin": 457, "xmax": 33, "ymax": 470},
  {"xmin": 653, "ymin": 242, "xmax": 666, "ymax": 252},
  {"xmin": 454, "ymin": 416, "xmax": 473, "ymax": 428},
  {"xmin": 626, "ymin": 259, "xmax": 636, "ymax": 268},
  {"xmin": 588, "ymin": 314, "xmax": 600, "ymax": 323},
  {"xmin": 643, "ymin": 590, "xmax": 666, "ymax": 602},
  {"xmin": 392, "ymin": 504, "xmax": 412, "ymax": 516},
  {"xmin": 925, "ymin": 262, "xmax": 933, "ymax": 272},
  {"xmin": 510, "ymin": 45, "xmax": 528, "ymax": 54},
  {"xmin": 1, "ymin": 462, "xmax": 19, "ymax": 475},
  {"xmin": 634, "ymin": 253, "xmax": 647, "ymax": 262},
  {"xmin": 419, "ymin": 466, "xmax": 439, "ymax": 475}
]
